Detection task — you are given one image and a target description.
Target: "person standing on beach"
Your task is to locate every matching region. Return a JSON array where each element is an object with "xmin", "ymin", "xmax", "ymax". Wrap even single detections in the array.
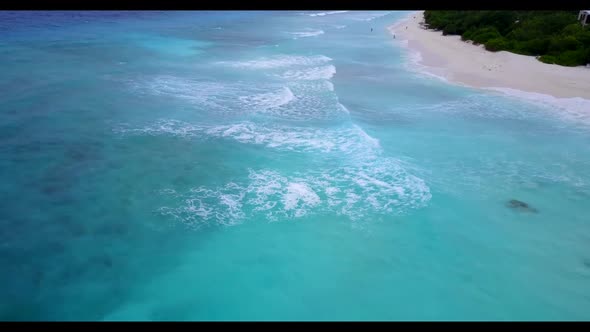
[{"xmin": 371, "ymin": 28, "xmax": 373, "ymax": 32}]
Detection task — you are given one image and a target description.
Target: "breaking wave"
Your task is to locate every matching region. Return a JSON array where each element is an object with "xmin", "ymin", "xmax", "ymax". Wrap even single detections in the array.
[
  {"xmin": 238, "ymin": 86, "xmax": 295, "ymax": 110},
  {"xmin": 352, "ymin": 12, "xmax": 391, "ymax": 22},
  {"xmin": 486, "ymin": 87, "xmax": 590, "ymax": 126},
  {"xmin": 130, "ymin": 75, "xmax": 344, "ymax": 121},
  {"xmin": 132, "ymin": 52, "xmax": 342, "ymax": 121},
  {"xmin": 291, "ymin": 29, "xmax": 325, "ymax": 39},
  {"xmin": 120, "ymin": 50, "xmax": 432, "ymax": 228},
  {"xmin": 281, "ymin": 65, "xmax": 336, "ymax": 81},
  {"xmin": 157, "ymin": 160, "xmax": 431, "ymax": 228},
  {"xmin": 308, "ymin": 11, "xmax": 349, "ymax": 17},
  {"xmin": 115, "ymin": 119, "xmax": 380, "ymax": 155},
  {"xmin": 217, "ymin": 54, "xmax": 332, "ymax": 69}
]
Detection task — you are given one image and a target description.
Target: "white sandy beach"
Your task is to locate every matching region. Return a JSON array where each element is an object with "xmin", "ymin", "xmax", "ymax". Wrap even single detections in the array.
[{"xmin": 389, "ymin": 11, "xmax": 590, "ymax": 100}]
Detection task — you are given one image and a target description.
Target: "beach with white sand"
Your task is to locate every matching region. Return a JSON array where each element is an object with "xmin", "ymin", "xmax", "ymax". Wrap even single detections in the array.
[{"xmin": 390, "ymin": 11, "xmax": 590, "ymax": 100}]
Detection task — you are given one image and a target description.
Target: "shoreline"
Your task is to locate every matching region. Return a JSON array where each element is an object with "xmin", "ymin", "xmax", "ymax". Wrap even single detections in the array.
[{"xmin": 389, "ymin": 11, "xmax": 590, "ymax": 101}]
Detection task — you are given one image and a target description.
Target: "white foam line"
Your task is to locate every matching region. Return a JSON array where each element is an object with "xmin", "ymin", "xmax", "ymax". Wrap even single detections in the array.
[
  {"xmin": 291, "ymin": 29, "xmax": 325, "ymax": 39},
  {"xmin": 353, "ymin": 12, "xmax": 393, "ymax": 21},
  {"xmin": 389, "ymin": 11, "xmax": 450, "ymax": 83},
  {"xmin": 157, "ymin": 159, "xmax": 432, "ymax": 227},
  {"xmin": 281, "ymin": 65, "xmax": 336, "ymax": 81},
  {"xmin": 238, "ymin": 86, "xmax": 296, "ymax": 110},
  {"xmin": 391, "ymin": 30, "xmax": 453, "ymax": 84},
  {"xmin": 116, "ymin": 120, "xmax": 384, "ymax": 156},
  {"xmin": 217, "ymin": 54, "xmax": 332, "ymax": 69},
  {"xmin": 485, "ymin": 87, "xmax": 590, "ymax": 123},
  {"xmin": 308, "ymin": 11, "xmax": 349, "ymax": 17}
]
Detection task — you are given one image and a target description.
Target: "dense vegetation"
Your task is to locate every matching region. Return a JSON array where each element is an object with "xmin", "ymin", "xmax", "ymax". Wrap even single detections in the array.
[{"xmin": 423, "ymin": 11, "xmax": 590, "ymax": 66}]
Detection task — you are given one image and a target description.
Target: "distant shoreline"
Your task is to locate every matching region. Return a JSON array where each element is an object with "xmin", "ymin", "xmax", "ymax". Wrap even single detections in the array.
[{"xmin": 389, "ymin": 11, "xmax": 590, "ymax": 100}]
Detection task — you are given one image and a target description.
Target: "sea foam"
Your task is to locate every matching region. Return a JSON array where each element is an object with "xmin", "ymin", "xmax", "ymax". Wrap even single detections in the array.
[
  {"xmin": 308, "ymin": 11, "xmax": 349, "ymax": 17},
  {"xmin": 486, "ymin": 87, "xmax": 590, "ymax": 125},
  {"xmin": 281, "ymin": 65, "xmax": 336, "ymax": 81},
  {"xmin": 157, "ymin": 159, "xmax": 431, "ymax": 227},
  {"xmin": 238, "ymin": 86, "xmax": 295, "ymax": 110},
  {"xmin": 291, "ymin": 29, "xmax": 325, "ymax": 39},
  {"xmin": 117, "ymin": 119, "xmax": 381, "ymax": 156},
  {"xmin": 218, "ymin": 54, "xmax": 332, "ymax": 69}
]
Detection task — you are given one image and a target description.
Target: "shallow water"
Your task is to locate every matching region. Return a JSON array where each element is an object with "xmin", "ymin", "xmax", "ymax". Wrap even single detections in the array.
[{"xmin": 1, "ymin": 10, "xmax": 590, "ymax": 321}]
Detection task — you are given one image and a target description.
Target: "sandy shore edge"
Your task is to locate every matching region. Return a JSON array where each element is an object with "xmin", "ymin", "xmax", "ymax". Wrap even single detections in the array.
[{"xmin": 389, "ymin": 11, "xmax": 590, "ymax": 101}]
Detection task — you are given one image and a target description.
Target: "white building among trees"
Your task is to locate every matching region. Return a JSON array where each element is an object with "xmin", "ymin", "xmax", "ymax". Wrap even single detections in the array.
[{"xmin": 579, "ymin": 10, "xmax": 590, "ymax": 26}]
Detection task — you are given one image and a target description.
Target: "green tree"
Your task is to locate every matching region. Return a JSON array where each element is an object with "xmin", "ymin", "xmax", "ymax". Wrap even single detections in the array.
[{"xmin": 423, "ymin": 10, "xmax": 589, "ymax": 66}]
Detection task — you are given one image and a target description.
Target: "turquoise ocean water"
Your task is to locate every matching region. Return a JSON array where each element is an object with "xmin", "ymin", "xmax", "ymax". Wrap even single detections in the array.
[{"xmin": 1, "ymin": 10, "xmax": 590, "ymax": 320}]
